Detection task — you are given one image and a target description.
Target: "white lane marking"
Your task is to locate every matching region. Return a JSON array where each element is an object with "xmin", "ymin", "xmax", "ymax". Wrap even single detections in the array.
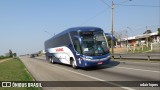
[
  {"xmin": 51, "ymin": 65, "xmax": 135, "ymax": 90},
  {"xmin": 116, "ymin": 66, "xmax": 160, "ymax": 73}
]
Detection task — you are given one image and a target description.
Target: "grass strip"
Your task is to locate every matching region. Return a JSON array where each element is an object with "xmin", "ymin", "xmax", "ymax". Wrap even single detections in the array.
[{"xmin": 0, "ymin": 58, "xmax": 41, "ymax": 90}]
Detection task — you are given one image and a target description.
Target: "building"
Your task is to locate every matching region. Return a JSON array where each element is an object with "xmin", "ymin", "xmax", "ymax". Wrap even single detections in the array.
[{"xmin": 117, "ymin": 31, "xmax": 160, "ymax": 47}]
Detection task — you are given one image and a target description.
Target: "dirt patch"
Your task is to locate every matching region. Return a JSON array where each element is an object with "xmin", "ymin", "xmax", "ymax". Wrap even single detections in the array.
[
  {"xmin": 0, "ymin": 58, "xmax": 11, "ymax": 63},
  {"xmin": 112, "ymin": 47, "xmax": 127, "ymax": 53}
]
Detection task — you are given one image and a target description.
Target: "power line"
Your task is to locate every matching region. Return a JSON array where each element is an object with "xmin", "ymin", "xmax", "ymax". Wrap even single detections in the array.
[
  {"xmin": 99, "ymin": 0, "xmax": 132, "ymax": 54},
  {"xmin": 79, "ymin": 8, "xmax": 108, "ymax": 26},
  {"xmin": 128, "ymin": 26, "xmax": 160, "ymax": 32},
  {"xmin": 116, "ymin": 4, "xmax": 160, "ymax": 7},
  {"xmin": 115, "ymin": 0, "xmax": 132, "ymax": 5},
  {"xmin": 100, "ymin": 0, "xmax": 111, "ymax": 8},
  {"xmin": 79, "ymin": 0, "xmax": 112, "ymax": 26},
  {"xmin": 81, "ymin": 0, "xmax": 134, "ymax": 26},
  {"xmin": 44, "ymin": 31, "xmax": 53, "ymax": 36}
]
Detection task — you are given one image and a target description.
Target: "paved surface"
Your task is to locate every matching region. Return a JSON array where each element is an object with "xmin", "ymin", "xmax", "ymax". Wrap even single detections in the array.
[{"xmin": 20, "ymin": 56, "xmax": 160, "ymax": 90}]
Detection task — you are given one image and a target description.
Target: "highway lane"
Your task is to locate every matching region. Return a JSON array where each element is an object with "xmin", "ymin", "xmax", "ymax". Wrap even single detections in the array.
[
  {"xmin": 113, "ymin": 60, "xmax": 160, "ymax": 72},
  {"xmin": 20, "ymin": 56, "xmax": 160, "ymax": 90}
]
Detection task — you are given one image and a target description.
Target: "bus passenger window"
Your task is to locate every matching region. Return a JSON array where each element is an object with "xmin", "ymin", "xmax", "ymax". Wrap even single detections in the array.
[{"xmin": 73, "ymin": 38, "xmax": 81, "ymax": 54}]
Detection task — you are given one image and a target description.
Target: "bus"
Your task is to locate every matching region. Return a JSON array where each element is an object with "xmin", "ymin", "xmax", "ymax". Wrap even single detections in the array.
[{"xmin": 44, "ymin": 27, "xmax": 110, "ymax": 69}]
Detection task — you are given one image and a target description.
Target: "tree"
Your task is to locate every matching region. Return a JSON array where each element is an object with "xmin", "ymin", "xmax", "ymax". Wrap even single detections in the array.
[
  {"xmin": 9, "ymin": 49, "xmax": 13, "ymax": 57},
  {"xmin": 143, "ymin": 30, "xmax": 152, "ymax": 34},
  {"xmin": 158, "ymin": 28, "xmax": 160, "ymax": 36},
  {"xmin": 143, "ymin": 29, "xmax": 152, "ymax": 47}
]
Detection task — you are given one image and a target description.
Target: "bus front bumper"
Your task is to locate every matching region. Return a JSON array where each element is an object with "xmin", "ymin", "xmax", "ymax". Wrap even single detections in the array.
[{"xmin": 80, "ymin": 56, "xmax": 111, "ymax": 68}]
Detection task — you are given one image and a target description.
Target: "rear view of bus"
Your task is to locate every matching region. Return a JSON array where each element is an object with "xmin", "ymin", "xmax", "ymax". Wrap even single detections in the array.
[{"xmin": 45, "ymin": 27, "xmax": 110, "ymax": 69}]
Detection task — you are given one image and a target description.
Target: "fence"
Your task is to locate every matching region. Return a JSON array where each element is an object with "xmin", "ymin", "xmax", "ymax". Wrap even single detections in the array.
[
  {"xmin": 151, "ymin": 42, "xmax": 160, "ymax": 52},
  {"xmin": 111, "ymin": 53, "xmax": 160, "ymax": 61}
]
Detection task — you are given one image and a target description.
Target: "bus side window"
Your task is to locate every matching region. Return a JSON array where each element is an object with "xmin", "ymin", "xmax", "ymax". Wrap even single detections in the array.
[{"xmin": 73, "ymin": 38, "xmax": 81, "ymax": 54}]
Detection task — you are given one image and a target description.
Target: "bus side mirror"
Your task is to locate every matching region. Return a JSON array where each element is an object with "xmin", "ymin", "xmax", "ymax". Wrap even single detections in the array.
[
  {"xmin": 73, "ymin": 35, "xmax": 82, "ymax": 54},
  {"xmin": 74, "ymin": 35, "xmax": 82, "ymax": 45}
]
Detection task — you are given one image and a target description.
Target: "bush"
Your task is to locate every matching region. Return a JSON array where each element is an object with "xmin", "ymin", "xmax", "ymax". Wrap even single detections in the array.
[
  {"xmin": 0, "ymin": 55, "xmax": 10, "ymax": 60},
  {"xmin": 0, "ymin": 56, "xmax": 4, "ymax": 59}
]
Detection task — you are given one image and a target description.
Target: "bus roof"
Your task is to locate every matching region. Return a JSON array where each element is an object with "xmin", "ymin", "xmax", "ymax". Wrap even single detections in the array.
[
  {"xmin": 66, "ymin": 26, "xmax": 102, "ymax": 32},
  {"xmin": 52, "ymin": 26, "xmax": 103, "ymax": 39}
]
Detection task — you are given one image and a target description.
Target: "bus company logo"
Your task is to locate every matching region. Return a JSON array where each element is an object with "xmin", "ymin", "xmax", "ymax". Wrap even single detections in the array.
[
  {"xmin": 2, "ymin": 82, "xmax": 11, "ymax": 87},
  {"xmin": 56, "ymin": 48, "xmax": 64, "ymax": 52}
]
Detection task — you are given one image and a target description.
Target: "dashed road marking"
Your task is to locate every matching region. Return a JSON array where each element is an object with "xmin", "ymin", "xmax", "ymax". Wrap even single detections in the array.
[{"xmin": 51, "ymin": 64, "xmax": 135, "ymax": 90}]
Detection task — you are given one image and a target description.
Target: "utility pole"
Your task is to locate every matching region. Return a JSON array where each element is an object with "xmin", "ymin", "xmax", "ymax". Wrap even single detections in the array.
[
  {"xmin": 126, "ymin": 30, "xmax": 128, "ymax": 51},
  {"xmin": 100, "ymin": 0, "xmax": 132, "ymax": 54},
  {"xmin": 146, "ymin": 26, "xmax": 149, "ymax": 47},
  {"xmin": 111, "ymin": 0, "xmax": 114, "ymax": 54},
  {"xmin": 119, "ymin": 33, "xmax": 122, "ymax": 47},
  {"xmin": 127, "ymin": 27, "xmax": 134, "ymax": 51}
]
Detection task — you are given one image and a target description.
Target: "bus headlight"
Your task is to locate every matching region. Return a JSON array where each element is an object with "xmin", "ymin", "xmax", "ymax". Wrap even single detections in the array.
[
  {"xmin": 81, "ymin": 57, "xmax": 91, "ymax": 61},
  {"xmin": 85, "ymin": 58, "xmax": 91, "ymax": 61}
]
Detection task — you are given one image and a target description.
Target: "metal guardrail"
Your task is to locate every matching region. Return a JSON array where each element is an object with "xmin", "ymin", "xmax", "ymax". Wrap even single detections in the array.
[{"xmin": 111, "ymin": 53, "xmax": 160, "ymax": 61}]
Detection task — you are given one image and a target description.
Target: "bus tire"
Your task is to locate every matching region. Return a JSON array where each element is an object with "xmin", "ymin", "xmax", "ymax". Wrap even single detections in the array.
[
  {"xmin": 49, "ymin": 56, "xmax": 54, "ymax": 64},
  {"xmin": 71, "ymin": 60, "xmax": 77, "ymax": 69},
  {"xmin": 49, "ymin": 56, "xmax": 52, "ymax": 63},
  {"xmin": 51, "ymin": 56, "xmax": 54, "ymax": 64}
]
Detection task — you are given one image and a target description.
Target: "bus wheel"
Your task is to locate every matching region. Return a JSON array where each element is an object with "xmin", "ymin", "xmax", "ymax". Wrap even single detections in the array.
[
  {"xmin": 49, "ymin": 56, "xmax": 52, "ymax": 63},
  {"xmin": 50, "ymin": 56, "xmax": 54, "ymax": 64},
  {"xmin": 71, "ymin": 60, "xmax": 77, "ymax": 69},
  {"xmin": 49, "ymin": 56, "xmax": 54, "ymax": 64},
  {"xmin": 51, "ymin": 58, "xmax": 54, "ymax": 64}
]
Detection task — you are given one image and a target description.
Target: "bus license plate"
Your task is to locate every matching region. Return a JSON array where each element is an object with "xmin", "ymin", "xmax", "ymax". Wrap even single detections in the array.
[{"xmin": 98, "ymin": 62, "xmax": 102, "ymax": 64}]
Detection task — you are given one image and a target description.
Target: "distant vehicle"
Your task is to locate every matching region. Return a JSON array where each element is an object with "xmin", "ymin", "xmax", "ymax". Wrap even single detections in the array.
[
  {"xmin": 30, "ymin": 54, "xmax": 35, "ymax": 58},
  {"xmin": 30, "ymin": 53, "xmax": 39, "ymax": 58},
  {"xmin": 44, "ymin": 27, "xmax": 110, "ymax": 69}
]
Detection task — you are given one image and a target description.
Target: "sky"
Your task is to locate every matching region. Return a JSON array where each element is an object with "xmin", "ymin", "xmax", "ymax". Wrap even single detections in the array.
[{"xmin": 0, "ymin": 0, "xmax": 160, "ymax": 55}]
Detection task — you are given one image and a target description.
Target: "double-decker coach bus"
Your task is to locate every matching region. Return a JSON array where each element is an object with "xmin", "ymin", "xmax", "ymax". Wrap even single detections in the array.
[{"xmin": 44, "ymin": 27, "xmax": 110, "ymax": 69}]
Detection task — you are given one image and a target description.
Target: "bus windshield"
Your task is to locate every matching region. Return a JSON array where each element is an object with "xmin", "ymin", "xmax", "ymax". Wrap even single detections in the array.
[{"xmin": 81, "ymin": 31, "xmax": 109, "ymax": 56}]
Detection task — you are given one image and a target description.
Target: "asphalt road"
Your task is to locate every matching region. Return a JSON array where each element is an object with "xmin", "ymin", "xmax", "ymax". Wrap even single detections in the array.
[{"xmin": 20, "ymin": 56, "xmax": 160, "ymax": 90}]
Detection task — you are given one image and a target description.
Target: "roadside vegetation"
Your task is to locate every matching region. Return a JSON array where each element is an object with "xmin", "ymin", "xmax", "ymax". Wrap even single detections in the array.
[
  {"xmin": 0, "ymin": 55, "xmax": 11, "ymax": 60},
  {"xmin": 0, "ymin": 58, "xmax": 41, "ymax": 90},
  {"xmin": 0, "ymin": 49, "xmax": 17, "ymax": 60}
]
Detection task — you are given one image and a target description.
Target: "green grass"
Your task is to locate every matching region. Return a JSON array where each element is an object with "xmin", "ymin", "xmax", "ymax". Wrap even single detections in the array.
[{"xmin": 0, "ymin": 58, "xmax": 41, "ymax": 90}]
